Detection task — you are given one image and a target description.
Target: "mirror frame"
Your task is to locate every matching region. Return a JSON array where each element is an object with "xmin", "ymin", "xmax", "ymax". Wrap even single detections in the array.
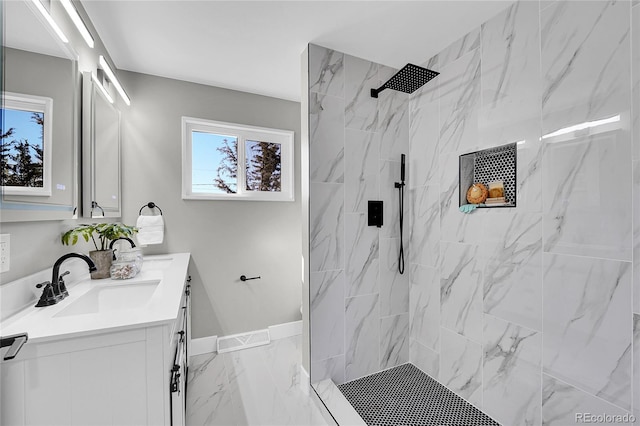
[
  {"xmin": 81, "ymin": 72, "xmax": 122, "ymax": 218},
  {"xmin": 0, "ymin": 0, "xmax": 81, "ymax": 222}
]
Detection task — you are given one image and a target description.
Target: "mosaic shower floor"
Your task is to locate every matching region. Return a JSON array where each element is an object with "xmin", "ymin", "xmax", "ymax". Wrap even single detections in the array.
[{"xmin": 338, "ymin": 363, "xmax": 500, "ymax": 426}]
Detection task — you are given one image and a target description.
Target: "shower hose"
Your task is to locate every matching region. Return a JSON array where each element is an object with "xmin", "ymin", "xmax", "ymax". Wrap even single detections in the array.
[{"xmin": 397, "ymin": 181, "xmax": 405, "ymax": 275}]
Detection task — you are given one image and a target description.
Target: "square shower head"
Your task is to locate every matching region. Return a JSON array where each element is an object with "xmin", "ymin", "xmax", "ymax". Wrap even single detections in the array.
[{"xmin": 371, "ymin": 63, "xmax": 439, "ymax": 98}]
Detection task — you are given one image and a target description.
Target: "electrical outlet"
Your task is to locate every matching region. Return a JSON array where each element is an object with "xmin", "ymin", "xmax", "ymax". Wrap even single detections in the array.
[{"xmin": 0, "ymin": 234, "xmax": 10, "ymax": 273}]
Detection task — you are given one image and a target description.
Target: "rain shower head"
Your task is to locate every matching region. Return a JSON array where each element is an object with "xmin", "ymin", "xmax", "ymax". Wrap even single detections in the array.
[{"xmin": 371, "ymin": 63, "xmax": 439, "ymax": 98}]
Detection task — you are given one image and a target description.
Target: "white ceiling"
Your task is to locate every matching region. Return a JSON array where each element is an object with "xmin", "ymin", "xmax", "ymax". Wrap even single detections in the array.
[{"xmin": 81, "ymin": 1, "xmax": 512, "ymax": 102}]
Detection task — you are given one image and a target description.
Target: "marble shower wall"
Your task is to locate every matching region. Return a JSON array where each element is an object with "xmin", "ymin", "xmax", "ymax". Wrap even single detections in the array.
[
  {"xmin": 308, "ymin": 44, "xmax": 410, "ymax": 385},
  {"xmin": 408, "ymin": 1, "xmax": 640, "ymax": 425}
]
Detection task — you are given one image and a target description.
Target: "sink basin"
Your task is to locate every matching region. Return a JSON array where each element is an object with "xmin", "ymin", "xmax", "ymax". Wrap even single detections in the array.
[
  {"xmin": 142, "ymin": 257, "xmax": 173, "ymax": 270},
  {"xmin": 55, "ymin": 280, "xmax": 160, "ymax": 317}
]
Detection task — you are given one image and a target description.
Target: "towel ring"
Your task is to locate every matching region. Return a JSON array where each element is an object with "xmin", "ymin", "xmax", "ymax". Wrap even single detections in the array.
[{"xmin": 139, "ymin": 202, "xmax": 163, "ymax": 216}]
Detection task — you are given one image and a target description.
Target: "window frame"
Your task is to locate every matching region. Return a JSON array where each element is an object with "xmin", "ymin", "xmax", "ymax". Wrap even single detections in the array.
[{"xmin": 181, "ymin": 117, "xmax": 294, "ymax": 201}]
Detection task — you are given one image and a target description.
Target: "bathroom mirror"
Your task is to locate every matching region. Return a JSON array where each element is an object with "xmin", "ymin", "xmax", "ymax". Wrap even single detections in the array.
[
  {"xmin": 81, "ymin": 72, "xmax": 121, "ymax": 218},
  {"xmin": 1, "ymin": 0, "xmax": 80, "ymax": 222}
]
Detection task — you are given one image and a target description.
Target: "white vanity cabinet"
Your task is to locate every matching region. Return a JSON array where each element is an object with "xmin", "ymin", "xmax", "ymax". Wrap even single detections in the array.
[{"xmin": 0, "ymin": 254, "xmax": 191, "ymax": 426}]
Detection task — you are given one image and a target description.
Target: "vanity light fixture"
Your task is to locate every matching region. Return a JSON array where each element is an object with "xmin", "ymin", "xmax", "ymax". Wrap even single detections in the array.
[
  {"xmin": 99, "ymin": 56, "xmax": 131, "ymax": 106},
  {"xmin": 31, "ymin": 0, "xmax": 68, "ymax": 43},
  {"xmin": 92, "ymin": 74, "xmax": 114, "ymax": 104},
  {"xmin": 60, "ymin": 0, "xmax": 94, "ymax": 48}
]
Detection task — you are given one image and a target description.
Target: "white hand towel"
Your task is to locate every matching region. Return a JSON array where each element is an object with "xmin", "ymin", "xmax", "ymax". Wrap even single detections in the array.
[{"xmin": 136, "ymin": 215, "xmax": 164, "ymax": 245}]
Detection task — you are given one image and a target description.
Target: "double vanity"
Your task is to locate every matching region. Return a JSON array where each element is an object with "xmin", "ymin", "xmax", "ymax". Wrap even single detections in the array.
[{"xmin": 0, "ymin": 253, "xmax": 191, "ymax": 426}]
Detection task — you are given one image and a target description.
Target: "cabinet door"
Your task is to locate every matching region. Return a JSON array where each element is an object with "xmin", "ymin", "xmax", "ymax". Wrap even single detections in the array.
[{"xmin": 1, "ymin": 359, "xmax": 26, "ymax": 425}]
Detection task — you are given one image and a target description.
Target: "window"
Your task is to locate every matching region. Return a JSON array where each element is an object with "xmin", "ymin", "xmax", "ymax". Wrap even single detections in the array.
[
  {"xmin": 1, "ymin": 92, "xmax": 53, "ymax": 196},
  {"xmin": 182, "ymin": 117, "xmax": 294, "ymax": 201}
]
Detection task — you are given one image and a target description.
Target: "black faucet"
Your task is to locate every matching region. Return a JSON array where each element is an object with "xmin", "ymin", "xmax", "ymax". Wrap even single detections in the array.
[{"xmin": 35, "ymin": 253, "xmax": 97, "ymax": 307}]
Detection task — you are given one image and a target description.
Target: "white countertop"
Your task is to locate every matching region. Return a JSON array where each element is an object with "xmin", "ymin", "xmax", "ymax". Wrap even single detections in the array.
[{"xmin": 0, "ymin": 253, "xmax": 190, "ymax": 344}]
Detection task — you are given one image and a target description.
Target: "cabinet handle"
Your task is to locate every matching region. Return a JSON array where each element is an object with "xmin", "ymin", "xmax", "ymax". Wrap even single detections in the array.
[{"xmin": 170, "ymin": 364, "xmax": 181, "ymax": 393}]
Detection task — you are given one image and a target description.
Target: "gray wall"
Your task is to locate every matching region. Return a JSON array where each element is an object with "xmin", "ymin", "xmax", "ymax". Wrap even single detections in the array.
[
  {"xmin": 407, "ymin": 1, "xmax": 640, "ymax": 425},
  {"xmin": 119, "ymin": 71, "xmax": 302, "ymax": 339},
  {"xmin": 307, "ymin": 44, "xmax": 410, "ymax": 385}
]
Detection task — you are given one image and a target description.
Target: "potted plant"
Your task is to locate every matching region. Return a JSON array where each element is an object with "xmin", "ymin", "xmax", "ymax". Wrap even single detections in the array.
[{"xmin": 61, "ymin": 223, "xmax": 138, "ymax": 279}]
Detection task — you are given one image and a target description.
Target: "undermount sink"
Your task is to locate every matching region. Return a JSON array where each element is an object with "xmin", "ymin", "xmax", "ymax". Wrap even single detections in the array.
[
  {"xmin": 55, "ymin": 280, "xmax": 160, "ymax": 317},
  {"xmin": 143, "ymin": 257, "xmax": 173, "ymax": 270}
]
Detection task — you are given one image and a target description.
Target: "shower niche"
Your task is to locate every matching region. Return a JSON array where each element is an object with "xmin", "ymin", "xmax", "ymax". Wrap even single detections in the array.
[{"xmin": 459, "ymin": 142, "xmax": 517, "ymax": 208}]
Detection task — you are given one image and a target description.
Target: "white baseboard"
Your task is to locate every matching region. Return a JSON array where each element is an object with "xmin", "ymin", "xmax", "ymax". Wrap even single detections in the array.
[
  {"xmin": 190, "ymin": 319, "xmax": 302, "ymax": 357},
  {"xmin": 300, "ymin": 365, "xmax": 310, "ymax": 395},
  {"xmin": 190, "ymin": 335, "xmax": 218, "ymax": 356},
  {"xmin": 268, "ymin": 320, "xmax": 302, "ymax": 340}
]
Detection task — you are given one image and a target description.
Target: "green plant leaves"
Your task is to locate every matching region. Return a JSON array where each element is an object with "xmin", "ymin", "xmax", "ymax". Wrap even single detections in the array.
[{"xmin": 61, "ymin": 223, "xmax": 138, "ymax": 251}]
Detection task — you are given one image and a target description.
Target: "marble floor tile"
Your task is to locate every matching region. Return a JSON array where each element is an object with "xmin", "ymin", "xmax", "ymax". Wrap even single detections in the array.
[
  {"xmin": 186, "ymin": 352, "xmax": 235, "ymax": 426},
  {"xmin": 543, "ymin": 253, "xmax": 632, "ymax": 410},
  {"xmin": 187, "ymin": 336, "xmax": 329, "ymax": 426}
]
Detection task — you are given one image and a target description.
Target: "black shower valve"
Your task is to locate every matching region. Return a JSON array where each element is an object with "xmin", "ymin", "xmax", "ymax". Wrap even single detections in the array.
[{"xmin": 368, "ymin": 200, "xmax": 383, "ymax": 228}]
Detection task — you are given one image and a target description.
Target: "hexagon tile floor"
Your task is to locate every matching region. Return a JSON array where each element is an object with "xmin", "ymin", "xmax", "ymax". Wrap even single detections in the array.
[{"xmin": 338, "ymin": 363, "xmax": 500, "ymax": 426}]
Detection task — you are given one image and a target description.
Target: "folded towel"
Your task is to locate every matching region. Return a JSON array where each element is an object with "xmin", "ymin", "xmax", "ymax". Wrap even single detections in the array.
[
  {"xmin": 459, "ymin": 204, "xmax": 483, "ymax": 214},
  {"xmin": 136, "ymin": 215, "xmax": 164, "ymax": 245}
]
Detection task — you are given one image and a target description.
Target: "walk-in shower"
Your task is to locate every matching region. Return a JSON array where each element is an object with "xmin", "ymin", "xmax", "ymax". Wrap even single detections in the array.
[{"xmin": 307, "ymin": 42, "xmax": 503, "ymax": 426}]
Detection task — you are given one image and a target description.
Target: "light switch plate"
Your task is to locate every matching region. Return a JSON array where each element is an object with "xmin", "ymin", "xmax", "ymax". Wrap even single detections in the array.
[{"xmin": 0, "ymin": 234, "xmax": 10, "ymax": 273}]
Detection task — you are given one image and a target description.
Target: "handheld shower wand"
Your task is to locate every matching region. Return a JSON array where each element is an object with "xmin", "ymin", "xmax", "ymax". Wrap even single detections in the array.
[{"xmin": 395, "ymin": 154, "xmax": 406, "ymax": 275}]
